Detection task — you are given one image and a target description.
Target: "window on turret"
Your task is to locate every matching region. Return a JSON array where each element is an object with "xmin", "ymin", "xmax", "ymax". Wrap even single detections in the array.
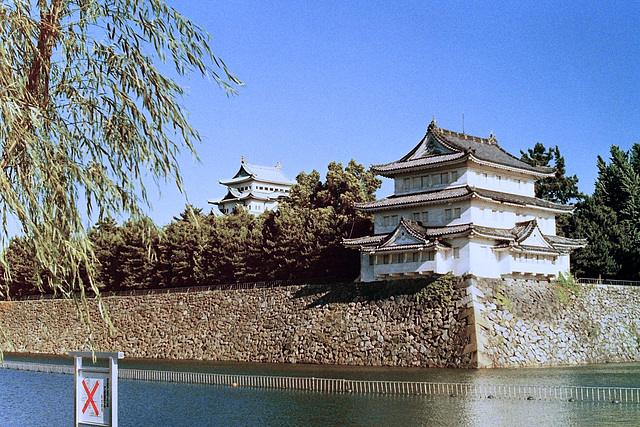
[
  {"xmin": 404, "ymin": 178, "xmax": 411, "ymax": 190},
  {"xmin": 421, "ymin": 211, "xmax": 429, "ymax": 223},
  {"xmin": 441, "ymin": 173, "xmax": 449, "ymax": 184},
  {"xmin": 454, "ymin": 208, "xmax": 461, "ymax": 219},
  {"xmin": 412, "ymin": 252, "xmax": 420, "ymax": 262},
  {"xmin": 383, "ymin": 216, "xmax": 390, "ymax": 226},
  {"xmin": 422, "ymin": 251, "xmax": 435, "ymax": 261},
  {"xmin": 413, "ymin": 212, "xmax": 421, "ymax": 221},
  {"xmin": 445, "ymin": 209, "xmax": 452, "ymax": 220},
  {"xmin": 451, "ymin": 170, "xmax": 458, "ymax": 182},
  {"xmin": 391, "ymin": 215, "xmax": 398, "ymax": 225},
  {"xmin": 432, "ymin": 174, "xmax": 441, "ymax": 185},
  {"xmin": 453, "ymin": 247, "xmax": 460, "ymax": 259}
]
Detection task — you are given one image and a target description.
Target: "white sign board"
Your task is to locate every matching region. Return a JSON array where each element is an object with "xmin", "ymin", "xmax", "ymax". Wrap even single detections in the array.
[
  {"xmin": 70, "ymin": 351, "xmax": 123, "ymax": 427},
  {"xmin": 77, "ymin": 373, "xmax": 109, "ymax": 425}
]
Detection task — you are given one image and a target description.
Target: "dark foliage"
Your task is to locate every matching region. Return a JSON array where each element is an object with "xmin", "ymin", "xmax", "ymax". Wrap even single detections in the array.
[{"xmin": 0, "ymin": 160, "xmax": 380, "ymax": 298}]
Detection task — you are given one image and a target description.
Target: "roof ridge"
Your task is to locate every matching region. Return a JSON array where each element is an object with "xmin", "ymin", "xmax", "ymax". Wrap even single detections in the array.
[
  {"xmin": 372, "ymin": 120, "xmax": 557, "ymax": 177},
  {"xmin": 432, "ymin": 125, "xmax": 495, "ymax": 145}
]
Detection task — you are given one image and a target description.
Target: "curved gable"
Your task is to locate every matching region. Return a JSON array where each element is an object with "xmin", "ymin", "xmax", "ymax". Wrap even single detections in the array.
[
  {"xmin": 401, "ymin": 133, "xmax": 457, "ymax": 162},
  {"xmin": 233, "ymin": 164, "xmax": 252, "ymax": 179}
]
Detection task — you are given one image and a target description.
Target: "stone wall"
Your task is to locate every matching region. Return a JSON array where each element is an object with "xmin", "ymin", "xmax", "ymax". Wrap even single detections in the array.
[
  {"xmin": 3, "ymin": 278, "xmax": 640, "ymax": 368},
  {"xmin": 471, "ymin": 277, "xmax": 640, "ymax": 367},
  {"xmin": 0, "ymin": 281, "xmax": 472, "ymax": 368}
]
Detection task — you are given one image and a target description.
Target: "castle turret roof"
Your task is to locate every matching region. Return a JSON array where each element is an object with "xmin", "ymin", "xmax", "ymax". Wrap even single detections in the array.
[
  {"xmin": 372, "ymin": 120, "xmax": 555, "ymax": 178},
  {"xmin": 344, "ymin": 218, "xmax": 586, "ymax": 254},
  {"xmin": 354, "ymin": 186, "xmax": 574, "ymax": 213},
  {"xmin": 219, "ymin": 160, "xmax": 295, "ymax": 186}
]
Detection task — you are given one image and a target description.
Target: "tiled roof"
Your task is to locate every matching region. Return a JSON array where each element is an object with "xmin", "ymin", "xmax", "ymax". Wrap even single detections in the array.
[
  {"xmin": 473, "ymin": 188, "xmax": 574, "ymax": 212},
  {"xmin": 344, "ymin": 219, "xmax": 586, "ymax": 254},
  {"xmin": 210, "ymin": 189, "xmax": 285, "ymax": 205},
  {"xmin": 356, "ymin": 185, "xmax": 574, "ymax": 213},
  {"xmin": 510, "ymin": 245, "xmax": 565, "ymax": 254},
  {"xmin": 356, "ymin": 186, "xmax": 473, "ymax": 211},
  {"xmin": 343, "ymin": 235, "xmax": 386, "ymax": 247},
  {"xmin": 399, "ymin": 217, "xmax": 430, "ymax": 241},
  {"xmin": 220, "ymin": 161, "xmax": 295, "ymax": 186},
  {"xmin": 423, "ymin": 223, "xmax": 475, "ymax": 237},
  {"xmin": 362, "ymin": 243, "xmax": 439, "ymax": 253},
  {"xmin": 471, "ymin": 225, "xmax": 516, "ymax": 240},
  {"xmin": 545, "ymin": 234, "xmax": 588, "ymax": 248},
  {"xmin": 372, "ymin": 121, "xmax": 555, "ymax": 177},
  {"xmin": 373, "ymin": 152, "xmax": 467, "ymax": 173}
]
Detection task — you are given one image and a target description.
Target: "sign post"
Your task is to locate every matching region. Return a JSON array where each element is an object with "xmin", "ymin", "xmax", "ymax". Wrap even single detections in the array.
[{"xmin": 70, "ymin": 351, "xmax": 124, "ymax": 427}]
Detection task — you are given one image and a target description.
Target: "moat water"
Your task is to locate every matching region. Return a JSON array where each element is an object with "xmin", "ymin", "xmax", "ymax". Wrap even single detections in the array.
[{"xmin": 1, "ymin": 354, "xmax": 640, "ymax": 426}]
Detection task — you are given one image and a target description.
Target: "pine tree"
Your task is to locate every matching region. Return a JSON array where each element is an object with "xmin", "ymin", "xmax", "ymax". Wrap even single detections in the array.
[{"xmin": 520, "ymin": 143, "xmax": 582, "ymax": 204}]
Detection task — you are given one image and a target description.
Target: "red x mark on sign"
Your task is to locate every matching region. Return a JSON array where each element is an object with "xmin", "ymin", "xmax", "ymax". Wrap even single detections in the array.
[{"xmin": 82, "ymin": 379, "xmax": 100, "ymax": 416}]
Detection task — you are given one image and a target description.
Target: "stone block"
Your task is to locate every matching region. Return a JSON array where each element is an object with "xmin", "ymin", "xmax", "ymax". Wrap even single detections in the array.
[
  {"xmin": 466, "ymin": 285, "xmax": 485, "ymax": 298},
  {"xmin": 462, "ymin": 341, "xmax": 477, "ymax": 355}
]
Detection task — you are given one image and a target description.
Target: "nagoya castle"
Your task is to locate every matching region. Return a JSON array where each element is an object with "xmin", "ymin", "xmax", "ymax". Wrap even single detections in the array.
[{"xmin": 210, "ymin": 157, "xmax": 295, "ymax": 215}]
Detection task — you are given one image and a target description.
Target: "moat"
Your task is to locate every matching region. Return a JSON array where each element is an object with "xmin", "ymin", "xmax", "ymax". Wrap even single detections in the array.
[{"xmin": 2, "ymin": 354, "xmax": 640, "ymax": 426}]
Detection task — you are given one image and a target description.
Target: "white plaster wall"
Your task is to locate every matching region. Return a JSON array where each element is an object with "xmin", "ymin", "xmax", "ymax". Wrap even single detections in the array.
[
  {"xmin": 250, "ymin": 182, "xmax": 291, "ymax": 194},
  {"xmin": 467, "ymin": 239, "xmax": 501, "ymax": 278},
  {"xmin": 445, "ymin": 237, "xmax": 470, "ymax": 277},
  {"xmin": 374, "ymin": 201, "xmax": 472, "ymax": 234},
  {"xmin": 391, "ymin": 164, "xmax": 537, "ymax": 198},
  {"xmin": 360, "ymin": 254, "xmax": 375, "ymax": 282},
  {"xmin": 359, "ymin": 245, "xmax": 570, "ymax": 281},
  {"xmin": 359, "ymin": 249, "xmax": 455, "ymax": 281},
  {"xmin": 467, "ymin": 166, "xmax": 535, "ymax": 197},
  {"xmin": 509, "ymin": 253, "xmax": 563, "ymax": 277},
  {"xmin": 393, "ymin": 167, "xmax": 466, "ymax": 196},
  {"xmin": 555, "ymin": 254, "xmax": 570, "ymax": 273},
  {"xmin": 469, "ymin": 200, "xmax": 557, "ymax": 235}
]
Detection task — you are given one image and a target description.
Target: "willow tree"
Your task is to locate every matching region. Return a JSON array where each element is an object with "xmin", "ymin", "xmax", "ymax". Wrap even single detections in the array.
[{"xmin": 0, "ymin": 0, "xmax": 240, "ymax": 340}]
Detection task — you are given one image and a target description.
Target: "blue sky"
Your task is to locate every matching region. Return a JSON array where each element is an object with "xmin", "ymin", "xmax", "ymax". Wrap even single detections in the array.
[{"xmin": 146, "ymin": 0, "xmax": 640, "ymax": 226}]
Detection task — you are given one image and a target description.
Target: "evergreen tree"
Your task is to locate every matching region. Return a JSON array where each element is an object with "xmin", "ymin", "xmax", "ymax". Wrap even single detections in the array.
[
  {"xmin": 0, "ymin": 237, "xmax": 41, "ymax": 298},
  {"xmin": 110, "ymin": 217, "xmax": 160, "ymax": 290},
  {"xmin": 269, "ymin": 160, "xmax": 381, "ymax": 280},
  {"xmin": 567, "ymin": 144, "xmax": 640, "ymax": 279},
  {"xmin": 261, "ymin": 204, "xmax": 332, "ymax": 280},
  {"xmin": 520, "ymin": 143, "xmax": 582, "ymax": 204},
  {"xmin": 566, "ymin": 197, "xmax": 623, "ymax": 278},
  {"xmin": 88, "ymin": 217, "xmax": 123, "ymax": 292},
  {"xmin": 157, "ymin": 206, "xmax": 207, "ymax": 288}
]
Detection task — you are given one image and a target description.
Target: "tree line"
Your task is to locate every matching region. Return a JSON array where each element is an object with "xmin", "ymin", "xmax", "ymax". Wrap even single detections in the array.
[
  {"xmin": 0, "ymin": 160, "xmax": 381, "ymax": 298},
  {"xmin": 3, "ymin": 141, "xmax": 640, "ymax": 299},
  {"xmin": 521, "ymin": 142, "xmax": 640, "ymax": 280}
]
